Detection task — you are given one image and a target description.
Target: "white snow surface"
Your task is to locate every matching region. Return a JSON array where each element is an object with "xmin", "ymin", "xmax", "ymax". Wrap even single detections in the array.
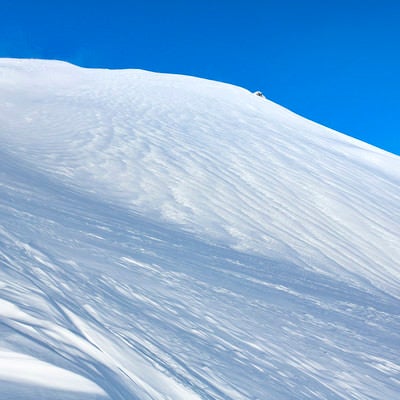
[{"xmin": 0, "ymin": 58, "xmax": 399, "ymax": 399}]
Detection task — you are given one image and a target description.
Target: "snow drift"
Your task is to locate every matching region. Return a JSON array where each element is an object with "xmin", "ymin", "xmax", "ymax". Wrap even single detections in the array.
[{"xmin": 0, "ymin": 58, "xmax": 399, "ymax": 399}]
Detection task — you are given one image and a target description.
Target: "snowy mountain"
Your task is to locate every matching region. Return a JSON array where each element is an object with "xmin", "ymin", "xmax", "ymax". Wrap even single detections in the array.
[{"xmin": 0, "ymin": 58, "xmax": 399, "ymax": 399}]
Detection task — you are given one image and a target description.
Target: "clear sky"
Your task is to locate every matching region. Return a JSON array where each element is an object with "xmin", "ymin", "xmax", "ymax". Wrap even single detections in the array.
[{"xmin": 1, "ymin": 0, "xmax": 399, "ymax": 155}]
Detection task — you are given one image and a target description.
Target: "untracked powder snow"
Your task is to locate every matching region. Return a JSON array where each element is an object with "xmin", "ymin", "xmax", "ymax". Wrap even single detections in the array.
[{"xmin": 0, "ymin": 58, "xmax": 399, "ymax": 399}]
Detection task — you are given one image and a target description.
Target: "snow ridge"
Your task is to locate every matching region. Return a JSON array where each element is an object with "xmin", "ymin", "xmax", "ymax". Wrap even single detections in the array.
[{"xmin": 0, "ymin": 58, "xmax": 399, "ymax": 399}]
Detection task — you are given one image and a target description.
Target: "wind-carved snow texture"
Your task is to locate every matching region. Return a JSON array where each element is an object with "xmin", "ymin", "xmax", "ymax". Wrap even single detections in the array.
[{"xmin": 0, "ymin": 59, "xmax": 399, "ymax": 399}]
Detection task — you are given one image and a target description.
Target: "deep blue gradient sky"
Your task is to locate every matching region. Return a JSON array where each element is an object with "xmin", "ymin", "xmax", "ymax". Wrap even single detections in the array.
[{"xmin": 1, "ymin": 1, "xmax": 399, "ymax": 155}]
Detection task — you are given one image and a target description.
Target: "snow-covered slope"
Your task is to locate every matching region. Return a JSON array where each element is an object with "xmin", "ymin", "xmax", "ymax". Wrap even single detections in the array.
[{"xmin": 0, "ymin": 58, "xmax": 399, "ymax": 399}]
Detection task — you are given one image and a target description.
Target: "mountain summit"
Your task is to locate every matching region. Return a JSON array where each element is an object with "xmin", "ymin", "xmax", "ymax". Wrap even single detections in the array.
[{"xmin": 0, "ymin": 58, "xmax": 399, "ymax": 399}]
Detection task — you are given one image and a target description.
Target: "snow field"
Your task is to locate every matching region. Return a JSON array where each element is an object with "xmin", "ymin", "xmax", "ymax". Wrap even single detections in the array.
[{"xmin": 0, "ymin": 58, "xmax": 399, "ymax": 399}]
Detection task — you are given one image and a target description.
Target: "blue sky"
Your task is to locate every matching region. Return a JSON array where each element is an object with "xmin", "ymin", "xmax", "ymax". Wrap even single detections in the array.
[{"xmin": 1, "ymin": 0, "xmax": 399, "ymax": 155}]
